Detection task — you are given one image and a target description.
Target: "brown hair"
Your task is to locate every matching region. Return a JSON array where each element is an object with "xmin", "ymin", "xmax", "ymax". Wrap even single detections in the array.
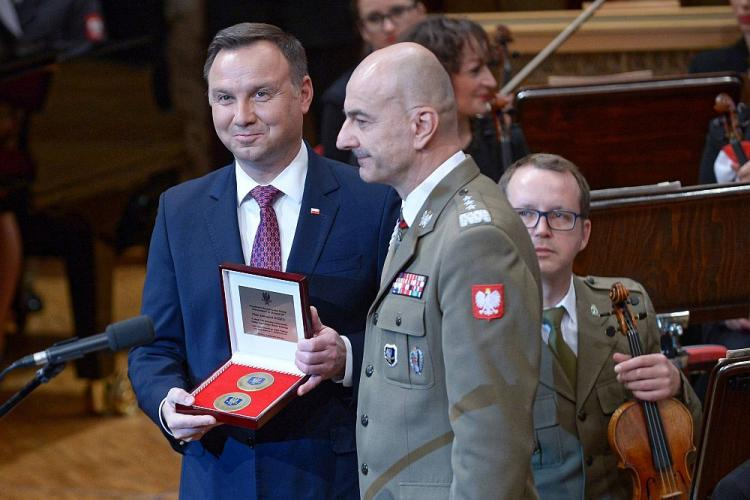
[
  {"xmin": 399, "ymin": 15, "xmax": 491, "ymax": 75},
  {"xmin": 498, "ymin": 153, "xmax": 591, "ymax": 218},
  {"xmin": 203, "ymin": 22, "xmax": 307, "ymax": 88}
]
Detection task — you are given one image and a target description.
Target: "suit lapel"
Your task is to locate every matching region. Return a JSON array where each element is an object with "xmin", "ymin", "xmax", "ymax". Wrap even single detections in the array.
[
  {"xmin": 287, "ymin": 150, "xmax": 340, "ymax": 275},
  {"xmin": 370, "ymin": 158, "xmax": 480, "ymax": 311},
  {"xmin": 574, "ymin": 277, "xmax": 619, "ymax": 409},
  {"xmin": 204, "ymin": 165, "xmax": 245, "ymax": 265}
]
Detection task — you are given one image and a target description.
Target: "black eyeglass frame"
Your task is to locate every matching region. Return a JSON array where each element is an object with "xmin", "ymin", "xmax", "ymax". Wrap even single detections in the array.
[
  {"xmin": 359, "ymin": 2, "xmax": 418, "ymax": 31},
  {"xmin": 513, "ymin": 207, "xmax": 583, "ymax": 231}
]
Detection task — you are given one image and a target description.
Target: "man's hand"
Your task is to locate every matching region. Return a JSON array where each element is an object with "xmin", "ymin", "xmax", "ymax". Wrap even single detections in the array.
[
  {"xmin": 295, "ymin": 306, "xmax": 346, "ymax": 396},
  {"xmin": 162, "ymin": 388, "xmax": 220, "ymax": 442},
  {"xmin": 612, "ymin": 352, "xmax": 681, "ymax": 402}
]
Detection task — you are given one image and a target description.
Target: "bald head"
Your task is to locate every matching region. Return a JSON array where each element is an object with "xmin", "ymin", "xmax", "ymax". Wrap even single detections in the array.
[
  {"xmin": 337, "ymin": 42, "xmax": 463, "ymax": 197},
  {"xmin": 352, "ymin": 42, "xmax": 458, "ymax": 135}
]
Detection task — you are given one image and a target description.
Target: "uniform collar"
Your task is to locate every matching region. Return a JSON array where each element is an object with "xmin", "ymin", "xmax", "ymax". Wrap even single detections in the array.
[{"xmin": 401, "ymin": 150, "xmax": 465, "ymax": 227}]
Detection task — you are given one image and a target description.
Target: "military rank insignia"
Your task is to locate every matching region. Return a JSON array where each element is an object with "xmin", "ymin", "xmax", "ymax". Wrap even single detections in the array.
[
  {"xmin": 391, "ymin": 272, "xmax": 427, "ymax": 298},
  {"xmin": 472, "ymin": 284, "xmax": 504, "ymax": 320}
]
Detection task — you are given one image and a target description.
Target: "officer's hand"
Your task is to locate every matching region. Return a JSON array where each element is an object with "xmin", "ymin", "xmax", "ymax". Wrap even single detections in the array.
[
  {"xmin": 162, "ymin": 388, "xmax": 220, "ymax": 442},
  {"xmin": 612, "ymin": 352, "xmax": 681, "ymax": 401},
  {"xmin": 295, "ymin": 306, "xmax": 346, "ymax": 396}
]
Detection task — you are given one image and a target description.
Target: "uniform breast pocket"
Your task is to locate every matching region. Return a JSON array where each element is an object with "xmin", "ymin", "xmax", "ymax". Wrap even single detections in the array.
[
  {"xmin": 377, "ymin": 298, "xmax": 434, "ymax": 389},
  {"xmin": 597, "ymin": 377, "xmax": 628, "ymax": 415},
  {"xmin": 532, "ymin": 393, "xmax": 563, "ymax": 468}
]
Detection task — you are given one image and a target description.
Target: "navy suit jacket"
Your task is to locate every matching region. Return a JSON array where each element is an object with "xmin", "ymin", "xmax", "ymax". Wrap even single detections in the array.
[{"xmin": 128, "ymin": 148, "xmax": 398, "ymax": 499}]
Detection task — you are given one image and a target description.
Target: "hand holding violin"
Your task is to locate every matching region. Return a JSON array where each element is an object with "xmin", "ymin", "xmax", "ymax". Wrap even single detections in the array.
[{"xmin": 612, "ymin": 352, "xmax": 681, "ymax": 402}]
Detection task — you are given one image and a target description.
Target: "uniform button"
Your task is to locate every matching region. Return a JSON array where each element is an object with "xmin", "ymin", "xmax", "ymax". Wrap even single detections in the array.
[
  {"xmin": 395, "ymin": 314, "xmax": 402, "ymax": 326},
  {"xmin": 578, "ymin": 411, "xmax": 587, "ymax": 421},
  {"xmin": 361, "ymin": 414, "xmax": 369, "ymax": 426},
  {"xmin": 459, "ymin": 188, "xmax": 468, "ymax": 195},
  {"xmin": 365, "ymin": 364, "xmax": 374, "ymax": 377},
  {"xmin": 373, "ymin": 312, "xmax": 379, "ymax": 325},
  {"xmin": 247, "ymin": 437, "xmax": 255, "ymax": 448},
  {"xmin": 361, "ymin": 463, "xmax": 369, "ymax": 475},
  {"xmin": 586, "ymin": 456, "xmax": 594, "ymax": 466}
]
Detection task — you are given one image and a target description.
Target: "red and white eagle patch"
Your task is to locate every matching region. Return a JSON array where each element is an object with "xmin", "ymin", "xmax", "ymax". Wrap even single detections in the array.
[{"xmin": 472, "ymin": 284, "xmax": 504, "ymax": 320}]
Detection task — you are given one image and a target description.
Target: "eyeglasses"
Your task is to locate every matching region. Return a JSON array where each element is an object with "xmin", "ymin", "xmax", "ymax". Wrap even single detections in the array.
[
  {"xmin": 360, "ymin": 3, "xmax": 418, "ymax": 31},
  {"xmin": 513, "ymin": 208, "xmax": 582, "ymax": 231}
]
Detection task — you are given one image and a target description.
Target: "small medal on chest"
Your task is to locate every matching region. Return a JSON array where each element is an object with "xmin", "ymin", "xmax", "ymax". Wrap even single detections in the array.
[
  {"xmin": 409, "ymin": 347, "xmax": 424, "ymax": 375},
  {"xmin": 384, "ymin": 344, "xmax": 398, "ymax": 367}
]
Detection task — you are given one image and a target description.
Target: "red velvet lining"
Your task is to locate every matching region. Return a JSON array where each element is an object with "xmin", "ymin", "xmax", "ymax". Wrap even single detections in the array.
[{"xmin": 192, "ymin": 363, "xmax": 302, "ymax": 419}]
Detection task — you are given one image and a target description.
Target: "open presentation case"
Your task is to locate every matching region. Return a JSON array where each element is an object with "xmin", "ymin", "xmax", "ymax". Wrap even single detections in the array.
[{"xmin": 176, "ymin": 264, "xmax": 312, "ymax": 429}]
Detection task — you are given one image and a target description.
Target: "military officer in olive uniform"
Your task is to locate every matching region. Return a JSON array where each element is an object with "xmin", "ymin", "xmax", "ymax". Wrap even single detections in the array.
[
  {"xmin": 499, "ymin": 153, "xmax": 702, "ymax": 499},
  {"xmin": 332, "ymin": 43, "xmax": 542, "ymax": 499}
]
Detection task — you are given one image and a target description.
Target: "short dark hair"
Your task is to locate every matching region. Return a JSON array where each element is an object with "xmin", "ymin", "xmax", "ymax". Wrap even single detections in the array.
[
  {"xmin": 399, "ymin": 15, "xmax": 491, "ymax": 75},
  {"xmin": 498, "ymin": 153, "xmax": 591, "ymax": 218},
  {"xmin": 203, "ymin": 22, "xmax": 307, "ymax": 88}
]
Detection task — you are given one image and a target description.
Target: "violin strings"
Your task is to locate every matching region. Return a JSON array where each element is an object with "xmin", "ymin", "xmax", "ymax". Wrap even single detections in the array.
[{"xmin": 625, "ymin": 315, "xmax": 678, "ymax": 494}]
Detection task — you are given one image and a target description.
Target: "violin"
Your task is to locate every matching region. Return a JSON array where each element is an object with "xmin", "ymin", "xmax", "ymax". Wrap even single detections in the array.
[
  {"xmin": 606, "ymin": 282, "xmax": 694, "ymax": 500},
  {"xmin": 715, "ymin": 92, "xmax": 750, "ymax": 168}
]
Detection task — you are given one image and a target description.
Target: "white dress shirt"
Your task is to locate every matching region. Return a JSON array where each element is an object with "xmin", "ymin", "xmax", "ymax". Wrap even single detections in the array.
[
  {"xmin": 542, "ymin": 276, "xmax": 579, "ymax": 355},
  {"xmin": 400, "ymin": 150, "xmax": 467, "ymax": 227},
  {"xmin": 235, "ymin": 141, "xmax": 307, "ymax": 270}
]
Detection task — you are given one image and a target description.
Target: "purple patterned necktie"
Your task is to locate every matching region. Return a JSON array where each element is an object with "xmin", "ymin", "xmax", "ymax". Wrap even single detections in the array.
[{"xmin": 250, "ymin": 185, "xmax": 282, "ymax": 271}]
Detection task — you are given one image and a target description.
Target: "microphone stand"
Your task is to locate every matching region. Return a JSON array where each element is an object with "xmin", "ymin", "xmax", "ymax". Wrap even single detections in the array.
[{"xmin": 0, "ymin": 362, "xmax": 66, "ymax": 418}]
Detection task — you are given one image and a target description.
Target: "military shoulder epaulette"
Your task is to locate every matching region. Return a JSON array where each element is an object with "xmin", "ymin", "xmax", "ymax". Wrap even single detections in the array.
[{"xmin": 455, "ymin": 187, "xmax": 492, "ymax": 228}]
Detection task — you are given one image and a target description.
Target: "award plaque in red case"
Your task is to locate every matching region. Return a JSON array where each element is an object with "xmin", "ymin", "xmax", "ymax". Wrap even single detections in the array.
[{"xmin": 175, "ymin": 263, "xmax": 312, "ymax": 429}]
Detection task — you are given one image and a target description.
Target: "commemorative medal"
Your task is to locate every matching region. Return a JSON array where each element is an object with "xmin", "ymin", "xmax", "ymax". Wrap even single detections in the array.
[
  {"xmin": 384, "ymin": 344, "xmax": 398, "ymax": 367},
  {"xmin": 214, "ymin": 392, "xmax": 251, "ymax": 412},
  {"xmin": 409, "ymin": 347, "xmax": 424, "ymax": 375},
  {"xmin": 590, "ymin": 304, "xmax": 600, "ymax": 317},
  {"xmin": 237, "ymin": 372, "xmax": 275, "ymax": 392}
]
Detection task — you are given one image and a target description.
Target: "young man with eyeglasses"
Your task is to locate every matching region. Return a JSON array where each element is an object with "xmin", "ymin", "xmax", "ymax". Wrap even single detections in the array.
[
  {"xmin": 319, "ymin": 0, "xmax": 426, "ymax": 163},
  {"xmin": 499, "ymin": 153, "xmax": 701, "ymax": 500}
]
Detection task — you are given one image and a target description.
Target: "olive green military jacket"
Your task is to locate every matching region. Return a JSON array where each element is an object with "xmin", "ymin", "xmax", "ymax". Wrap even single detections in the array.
[
  {"xmin": 356, "ymin": 157, "xmax": 542, "ymax": 500},
  {"xmin": 532, "ymin": 276, "xmax": 703, "ymax": 499}
]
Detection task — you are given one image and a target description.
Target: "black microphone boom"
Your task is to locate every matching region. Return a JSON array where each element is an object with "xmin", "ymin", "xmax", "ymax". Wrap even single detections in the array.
[{"xmin": 15, "ymin": 315, "xmax": 154, "ymax": 369}]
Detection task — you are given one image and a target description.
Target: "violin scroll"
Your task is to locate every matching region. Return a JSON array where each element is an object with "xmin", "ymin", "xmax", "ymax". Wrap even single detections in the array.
[{"xmin": 609, "ymin": 282, "xmax": 639, "ymax": 337}]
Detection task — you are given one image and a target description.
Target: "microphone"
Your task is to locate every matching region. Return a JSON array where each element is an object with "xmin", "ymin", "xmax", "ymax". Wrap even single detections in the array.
[{"xmin": 14, "ymin": 315, "xmax": 154, "ymax": 369}]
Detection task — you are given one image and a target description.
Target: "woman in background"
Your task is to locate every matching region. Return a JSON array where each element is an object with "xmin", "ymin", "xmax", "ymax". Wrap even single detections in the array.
[{"xmin": 401, "ymin": 15, "xmax": 529, "ymax": 182}]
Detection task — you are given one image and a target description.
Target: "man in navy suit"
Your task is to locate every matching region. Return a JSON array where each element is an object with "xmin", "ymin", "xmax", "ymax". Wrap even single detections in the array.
[{"xmin": 128, "ymin": 22, "xmax": 398, "ymax": 499}]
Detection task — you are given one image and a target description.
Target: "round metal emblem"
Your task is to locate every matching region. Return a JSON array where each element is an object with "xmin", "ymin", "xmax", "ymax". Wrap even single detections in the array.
[
  {"xmin": 213, "ymin": 392, "xmax": 251, "ymax": 412},
  {"xmin": 237, "ymin": 372, "xmax": 275, "ymax": 392}
]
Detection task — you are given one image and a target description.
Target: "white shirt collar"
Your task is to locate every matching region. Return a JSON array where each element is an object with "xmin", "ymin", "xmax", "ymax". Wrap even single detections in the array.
[
  {"xmin": 235, "ymin": 140, "xmax": 307, "ymax": 205},
  {"xmin": 401, "ymin": 151, "xmax": 466, "ymax": 226},
  {"xmin": 554, "ymin": 275, "xmax": 577, "ymax": 321},
  {"xmin": 545, "ymin": 275, "xmax": 579, "ymax": 355}
]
